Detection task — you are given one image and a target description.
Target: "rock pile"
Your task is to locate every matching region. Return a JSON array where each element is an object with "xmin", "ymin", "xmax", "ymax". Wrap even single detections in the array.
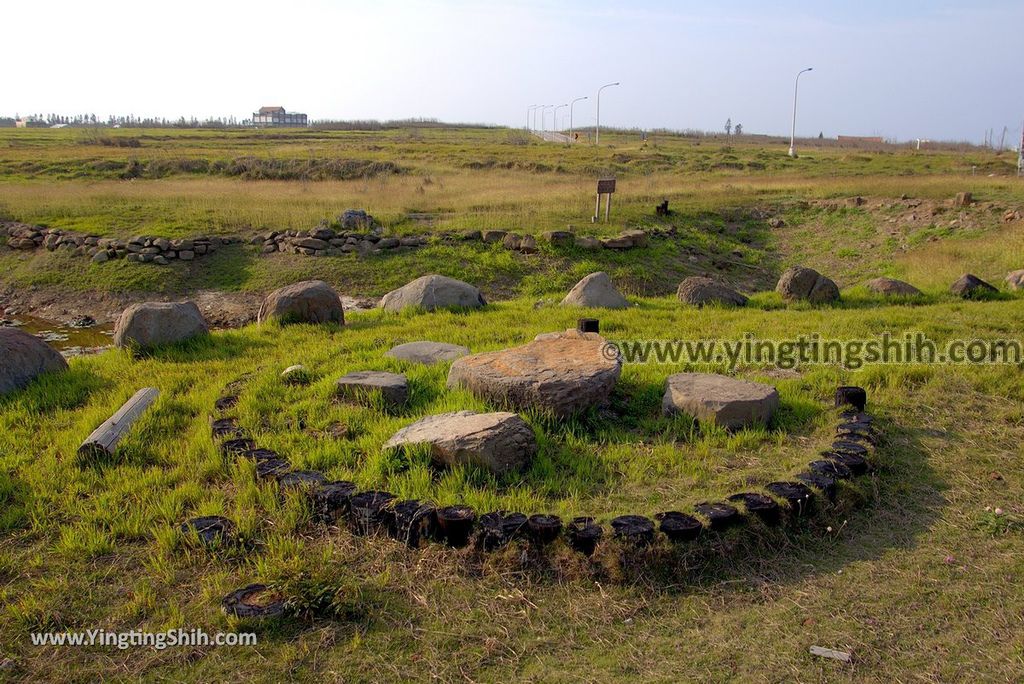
[
  {"xmin": 256, "ymin": 226, "xmax": 426, "ymax": 256},
  {"xmin": 2, "ymin": 221, "xmax": 232, "ymax": 265}
]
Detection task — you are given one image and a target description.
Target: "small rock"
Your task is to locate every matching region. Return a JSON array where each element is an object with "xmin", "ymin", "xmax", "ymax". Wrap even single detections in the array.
[
  {"xmin": 281, "ymin": 364, "xmax": 311, "ymax": 385},
  {"xmin": 561, "ymin": 272, "xmax": 630, "ymax": 309},
  {"xmin": 336, "ymin": 370, "xmax": 409, "ymax": 408},
  {"xmin": 380, "ymin": 274, "xmax": 486, "ymax": 313},
  {"xmin": 953, "ymin": 192, "xmax": 972, "ymax": 208},
  {"xmin": 1004, "ymin": 269, "xmax": 1024, "ymax": 290},
  {"xmin": 385, "ymin": 341, "xmax": 471, "ymax": 365},
  {"xmin": 950, "ymin": 273, "xmax": 997, "ymax": 299},
  {"xmin": 864, "ymin": 277, "xmax": 922, "ymax": 297},
  {"xmin": 114, "ymin": 301, "xmax": 209, "ymax": 350},
  {"xmin": 575, "ymin": 235, "xmax": 601, "ymax": 250},
  {"xmin": 676, "ymin": 276, "xmax": 747, "ymax": 307},
  {"xmin": 776, "ymin": 266, "xmax": 840, "ymax": 303},
  {"xmin": 258, "ymin": 280, "xmax": 344, "ymax": 325}
]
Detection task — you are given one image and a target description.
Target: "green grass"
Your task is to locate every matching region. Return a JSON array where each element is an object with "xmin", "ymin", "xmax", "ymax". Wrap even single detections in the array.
[
  {"xmin": 2, "ymin": 126, "xmax": 1024, "ymax": 681},
  {"xmin": 2, "ymin": 295, "xmax": 1024, "ymax": 680}
]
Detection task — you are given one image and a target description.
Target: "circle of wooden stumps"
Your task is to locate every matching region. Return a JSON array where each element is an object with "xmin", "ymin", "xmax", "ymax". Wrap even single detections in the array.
[{"xmin": 215, "ymin": 385, "xmax": 882, "ymax": 609}]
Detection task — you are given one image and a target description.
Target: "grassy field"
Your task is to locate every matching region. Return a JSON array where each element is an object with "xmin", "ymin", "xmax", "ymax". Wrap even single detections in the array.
[{"xmin": 1, "ymin": 126, "xmax": 1024, "ymax": 681}]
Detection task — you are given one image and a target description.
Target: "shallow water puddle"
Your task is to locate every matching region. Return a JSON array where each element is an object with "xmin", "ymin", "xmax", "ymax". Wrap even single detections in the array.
[{"xmin": 0, "ymin": 314, "xmax": 114, "ymax": 357}]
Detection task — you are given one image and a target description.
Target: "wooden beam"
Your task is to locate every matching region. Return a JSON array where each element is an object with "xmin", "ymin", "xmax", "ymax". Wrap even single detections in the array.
[{"xmin": 78, "ymin": 388, "xmax": 160, "ymax": 460}]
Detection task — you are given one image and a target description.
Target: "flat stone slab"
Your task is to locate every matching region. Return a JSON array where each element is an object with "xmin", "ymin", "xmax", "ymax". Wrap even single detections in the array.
[
  {"xmin": 380, "ymin": 274, "xmax": 486, "ymax": 313},
  {"xmin": 447, "ymin": 329, "xmax": 621, "ymax": 418},
  {"xmin": 336, "ymin": 371, "xmax": 408, "ymax": 408},
  {"xmin": 0, "ymin": 328, "xmax": 68, "ymax": 395},
  {"xmin": 385, "ymin": 341, "xmax": 470, "ymax": 365},
  {"xmin": 383, "ymin": 410, "xmax": 537, "ymax": 475},
  {"xmin": 865, "ymin": 277, "xmax": 922, "ymax": 297},
  {"xmin": 561, "ymin": 272, "xmax": 630, "ymax": 309},
  {"xmin": 663, "ymin": 372, "xmax": 779, "ymax": 429},
  {"xmin": 676, "ymin": 276, "xmax": 748, "ymax": 307}
]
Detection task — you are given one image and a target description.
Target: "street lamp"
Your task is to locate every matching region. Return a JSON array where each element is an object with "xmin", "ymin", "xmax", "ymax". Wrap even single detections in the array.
[
  {"xmin": 539, "ymin": 105, "xmax": 554, "ymax": 137},
  {"xmin": 533, "ymin": 105, "xmax": 548, "ymax": 133},
  {"xmin": 569, "ymin": 96, "xmax": 587, "ymax": 142},
  {"xmin": 553, "ymin": 103, "xmax": 568, "ymax": 137},
  {"xmin": 788, "ymin": 67, "xmax": 813, "ymax": 158},
  {"xmin": 526, "ymin": 104, "xmax": 538, "ymax": 131},
  {"xmin": 595, "ymin": 82, "xmax": 619, "ymax": 145}
]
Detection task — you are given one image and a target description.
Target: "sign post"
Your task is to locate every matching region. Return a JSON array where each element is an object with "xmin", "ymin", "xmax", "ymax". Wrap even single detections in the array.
[{"xmin": 595, "ymin": 178, "xmax": 616, "ymax": 223}]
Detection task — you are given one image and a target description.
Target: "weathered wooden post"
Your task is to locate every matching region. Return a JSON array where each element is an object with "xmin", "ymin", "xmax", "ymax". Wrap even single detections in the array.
[
  {"xmin": 594, "ymin": 178, "xmax": 616, "ymax": 223},
  {"xmin": 78, "ymin": 387, "xmax": 159, "ymax": 459}
]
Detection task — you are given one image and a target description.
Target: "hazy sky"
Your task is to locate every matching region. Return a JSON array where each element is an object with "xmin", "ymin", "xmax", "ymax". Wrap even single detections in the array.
[{"xmin": 6, "ymin": 0, "xmax": 1022, "ymax": 142}]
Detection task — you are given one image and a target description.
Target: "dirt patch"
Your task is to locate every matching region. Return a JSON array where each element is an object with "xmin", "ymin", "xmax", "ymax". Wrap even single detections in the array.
[{"xmin": 0, "ymin": 285, "xmax": 378, "ymax": 329}]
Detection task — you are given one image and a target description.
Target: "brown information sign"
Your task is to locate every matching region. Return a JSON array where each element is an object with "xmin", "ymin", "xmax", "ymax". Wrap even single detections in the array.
[{"xmin": 597, "ymin": 178, "xmax": 616, "ymax": 194}]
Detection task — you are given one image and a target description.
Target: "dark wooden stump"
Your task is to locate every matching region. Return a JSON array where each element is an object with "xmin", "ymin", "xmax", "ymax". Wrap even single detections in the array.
[
  {"xmin": 654, "ymin": 511, "xmax": 703, "ymax": 541},
  {"xmin": 238, "ymin": 447, "xmax": 282, "ymax": 461},
  {"xmin": 311, "ymin": 480, "xmax": 357, "ymax": 523},
  {"xmin": 211, "ymin": 417, "xmax": 246, "ymax": 439},
  {"xmin": 278, "ymin": 470, "xmax": 327, "ymax": 492},
  {"xmin": 577, "ymin": 318, "xmax": 600, "ymax": 334},
  {"xmin": 825, "ymin": 451, "xmax": 870, "ymax": 475},
  {"xmin": 694, "ymin": 502, "xmax": 741, "ymax": 531},
  {"xmin": 527, "ymin": 514, "xmax": 562, "ymax": 546},
  {"xmin": 610, "ymin": 515, "xmax": 655, "ymax": 546},
  {"xmin": 478, "ymin": 511, "xmax": 528, "ymax": 551},
  {"xmin": 436, "ymin": 505, "xmax": 477, "ymax": 548},
  {"xmin": 566, "ymin": 517, "xmax": 603, "ymax": 555},
  {"xmin": 387, "ymin": 499, "xmax": 437, "ymax": 548},
  {"xmin": 221, "ymin": 584, "xmax": 286, "ymax": 620},
  {"xmin": 808, "ymin": 458, "xmax": 853, "ymax": 480},
  {"xmin": 221, "ymin": 438, "xmax": 257, "ymax": 457},
  {"xmin": 349, "ymin": 491, "xmax": 397, "ymax": 536},
  {"xmin": 835, "ymin": 386, "xmax": 867, "ymax": 411},
  {"xmin": 831, "ymin": 440, "xmax": 869, "ymax": 457},
  {"xmin": 180, "ymin": 515, "xmax": 235, "ymax": 546},
  {"xmin": 215, "ymin": 395, "xmax": 239, "ymax": 412},
  {"xmin": 727, "ymin": 493, "xmax": 782, "ymax": 526},
  {"xmin": 795, "ymin": 471, "xmax": 837, "ymax": 500},
  {"xmin": 766, "ymin": 481, "xmax": 815, "ymax": 516},
  {"xmin": 255, "ymin": 458, "xmax": 290, "ymax": 480}
]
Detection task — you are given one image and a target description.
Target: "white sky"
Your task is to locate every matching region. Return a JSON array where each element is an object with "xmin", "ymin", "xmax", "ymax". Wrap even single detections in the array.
[{"xmin": 5, "ymin": 0, "xmax": 1023, "ymax": 143}]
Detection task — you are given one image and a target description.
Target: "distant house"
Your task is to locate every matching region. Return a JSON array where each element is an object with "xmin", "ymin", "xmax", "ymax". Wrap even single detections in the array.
[
  {"xmin": 251, "ymin": 106, "xmax": 307, "ymax": 127},
  {"xmin": 15, "ymin": 117, "xmax": 47, "ymax": 128}
]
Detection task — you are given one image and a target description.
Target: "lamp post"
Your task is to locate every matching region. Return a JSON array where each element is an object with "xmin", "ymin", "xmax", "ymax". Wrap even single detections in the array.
[
  {"xmin": 526, "ymin": 105, "xmax": 538, "ymax": 131},
  {"xmin": 532, "ymin": 105, "xmax": 544, "ymax": 132},
  {"xmin": 569, "ymin": 96, "xmax": 587, "ymax": 142},
  {"xmin": 595, "ymin": 82, "xmax": 619, "ymax": 145},
  {"xmin": 540, "ymin": 105, "xmax": 554, "ymax": 138},
  {"xmin": 788, "ymin": 67, "xmax": 813, "ymax": 158},
  {"xmin": 553, "ymin": 103, "xmax": 568, "ymax": 138}
]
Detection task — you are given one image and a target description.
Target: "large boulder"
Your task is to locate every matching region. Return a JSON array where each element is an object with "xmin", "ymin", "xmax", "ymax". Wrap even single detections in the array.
[
  {"xmin": 336, "ymin": 371, "xmax": 408, "ymax": 408},
  {"xmin": 676, "ymin": 276, "xmax": 748, "ymax": 307},
  {"xmin": 776, "ymin": 266, "xmax": 840, "ymax": 303},
  {"xmin": 1005, "ymin": 269, "xmax": 1024, "ymax": 290},
  {"xmin": 865, "ymin": 277, "xmax": 922, "ymax": 297},
  {"xmin": 113, "ymin": 301, "xmax": 209, "ymax": 350},
  {"xmin": 385, "ymin": 341, "xmax": 470, "ymax": 365},
  {"xmin": 663, "ymin": 373, "xmax": 779, "ymax": 430},
  {"xmin": 447, "ymin": 329, "xmax": 621, "ymax": 418},
  {"xmin": 258, "ymin": 280, "xmax": 344, "ymax": 325},
  {"xmin": 0, "ymin": 328, "xmax": 68, "ymax": 395},
  {"xmin": 383, "ymin": 410, "xmax": 537, "ymax": 475},
  {"xmin": 950, "ymin": 273, "xmax": 997, "ymax": 299},
  {"xmin": 380, "ymin": 275, "xmax": 486, "ymax": 313},
  {"xmin": 561, "ymin": 272, "xmax": 630, "ymax": 309}
]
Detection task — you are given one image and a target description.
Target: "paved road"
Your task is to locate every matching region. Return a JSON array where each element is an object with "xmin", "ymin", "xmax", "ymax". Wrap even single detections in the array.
[{"xmin": 532, "ymin": 130, "xmax": 573, "ymax": 143}]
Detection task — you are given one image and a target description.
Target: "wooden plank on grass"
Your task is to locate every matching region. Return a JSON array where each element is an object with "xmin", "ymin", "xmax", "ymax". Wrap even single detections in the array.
[{"xmin": 78, "ymin": 388, "xmax": 159, "ymax": 459}]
